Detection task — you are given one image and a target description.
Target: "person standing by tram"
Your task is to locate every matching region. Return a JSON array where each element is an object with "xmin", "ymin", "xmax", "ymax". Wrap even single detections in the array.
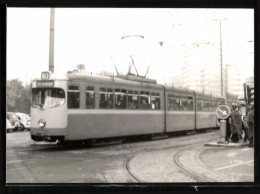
[
  {"xmin": 247, "ymin": 105, "xmax": 254, "ymax": 147},
  {"xmin": 230, "ymin": 104, "xmax": 243, "ymax": 143}
]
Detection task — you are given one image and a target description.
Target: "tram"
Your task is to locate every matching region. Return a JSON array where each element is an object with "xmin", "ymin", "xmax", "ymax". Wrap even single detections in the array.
[{"xmin": 30, "ymin": 71, "xmax": 229, "ymax": 143}]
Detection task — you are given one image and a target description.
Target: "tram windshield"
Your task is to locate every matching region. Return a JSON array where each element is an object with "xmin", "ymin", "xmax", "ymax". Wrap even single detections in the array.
[{"xmin": 32, "ymin": 88, "xmax": 65, "ymax": 109}]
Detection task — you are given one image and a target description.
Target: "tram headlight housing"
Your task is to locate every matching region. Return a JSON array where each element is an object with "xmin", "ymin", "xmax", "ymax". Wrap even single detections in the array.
[{"xmin": 38, "ymin": 119, "xmax": 46, "ymax": 128}]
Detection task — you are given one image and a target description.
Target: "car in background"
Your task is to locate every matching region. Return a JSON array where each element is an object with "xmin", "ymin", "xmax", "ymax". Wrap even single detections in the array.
[
  {"xmin": 15, "ymin": 112, "xmax": 31, "ymax": 131},
  {"xmin": 6, "ymin": 119, "xmax": 15, "ymax": 133},
  {"xmin": 7, "ymin": 112, "xmax": 22, "ymax": 131}
]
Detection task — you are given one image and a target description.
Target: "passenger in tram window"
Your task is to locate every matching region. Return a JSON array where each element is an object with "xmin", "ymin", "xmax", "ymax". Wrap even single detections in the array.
[
  {"xmin": 106, "ymin": 98, "xmax": 113, "ymax": 109},
  {"xmin": 182, "ymin": 100, "xmax": 189, "ymax": 111},
  {"xmin": 99, "ymin": 95, "xmax": 106, "ymax": 109},
  {"xmin": 179, "ymin": 99, "xmax": 184, "ymax": 111},
  {"xmin": 140, "ymin": 98, "xmax": 149, "ymax": 109},
  {"xmin": 168, "ymin": 101, "xmax": 173, "ymax": 110},
  {"xmin": 167, "ymin": 99, "xmax": 173, "ymax": 110},
  {"xmin": 116, "ymin": 95, "xmax": 126, "ymax": 109},
  {"xmin": 86, "ymin": 94, "xmax": 95, "ymax": 109},
  {"xmin": 70, "ymin": 96, "xmax": 79, "ymax": 108},
  {"xmin": 128, "ymin": 96, "xmax": 139, "ymax": 109},
  {"xmin": 155, "ymin": 100, "xmax": 160, "ymax": 110},
  {"xmin": 188, "ymin": 101, "xmax": 193, "ymax": 110},
  {"xmin": 128, "ymin": 101, "xmax": 135, "ymax": 109}
]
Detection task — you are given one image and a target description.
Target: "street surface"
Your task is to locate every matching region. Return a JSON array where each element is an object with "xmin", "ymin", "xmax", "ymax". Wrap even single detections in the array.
[{"xmin": 6, "ymin": 130, "xmax": 254, "ymax": 183}]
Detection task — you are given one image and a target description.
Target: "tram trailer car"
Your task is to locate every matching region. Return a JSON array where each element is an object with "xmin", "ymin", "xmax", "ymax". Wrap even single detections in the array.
[{"xmin": 30, "ymin": 72, "xmax": 225, "ymax": 143}]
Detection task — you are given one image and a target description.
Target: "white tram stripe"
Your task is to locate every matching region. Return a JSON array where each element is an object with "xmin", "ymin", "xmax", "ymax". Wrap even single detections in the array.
[
  {"xmin": 167, "ymin": 111, "xmax": 195, "ymax": 115},
  {"xmin": 68, "ymin": 109, "xmax": 215, "ymax": 115},
  {"xmin": 68, "ymin": 110, "xmax": 216, "ymax": 115},
  {"xmin": 68, "ymin": 109, "xmax": 164, "ymax": 114},
  {"xmin": 196, "ymin": 112, "xmax": 216, "ymax": 115}
]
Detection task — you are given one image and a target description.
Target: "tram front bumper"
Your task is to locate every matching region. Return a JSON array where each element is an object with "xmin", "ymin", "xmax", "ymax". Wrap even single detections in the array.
[{"xmin": 30, "ymin": 128, "xmax": 66, "ymax": 142}]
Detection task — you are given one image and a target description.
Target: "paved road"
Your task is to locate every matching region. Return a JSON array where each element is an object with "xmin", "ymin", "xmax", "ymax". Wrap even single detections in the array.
[{"xmin": 6, "ymin": 130, "xmax": 254, "ymax": 183}]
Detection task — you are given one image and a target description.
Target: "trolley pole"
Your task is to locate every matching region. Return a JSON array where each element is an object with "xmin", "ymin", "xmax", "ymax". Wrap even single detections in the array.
[{"xmin": 49, "ymin": 8, "xmax": 55, "ymax": 73}]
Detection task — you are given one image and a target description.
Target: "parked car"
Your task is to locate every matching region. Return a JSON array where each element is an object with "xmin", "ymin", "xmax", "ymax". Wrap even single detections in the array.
[
  {"xmin": 6, "ymin": 119, "xmax": 15, "ymax": 133},
  {"xmin": 15, "ymin": 112, "xmax": 31, "ymax": 131},
  {"xmin": 7, "ymin": 112, "xmax": 22, "ymax": 131}
]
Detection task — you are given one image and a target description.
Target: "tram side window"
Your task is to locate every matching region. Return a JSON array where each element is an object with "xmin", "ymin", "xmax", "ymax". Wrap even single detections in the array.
[
  {"xmin": 181, "ymin": 98, "xmax": 188, "ymax": 111},
  {"xmin": 175, "ymin": 98, "xmax": 182, "ymax": 111},
  {"xmin": 68, "ymin": 85, "xmax": 80, "ymax": 109},
  {"xmin": 114, "ymin": 89, "xmax": 127, "ymax": 109},
  {"xmin": 204, "ymin": 101, "xmax": 210, "ymax": 112},
  {"xmin": 203, "ymin": 101, "xmax": 207, "ymax": 111},
  {"xmin": 212, "ymin": 101, "xmax": 217, "ymax": 111},
  {"xmin": 187, "ymin": 97, "xmax": 194, "ymax": 111},
  {"xmin": 86, "ymin": 86, "xmax": 95, "ymax": 109},
  {"xmin": 181, "ymin": 98, "xmax": 193, "ymax": 111},
  {"xmin": 99, "ymin": 88, "xmax": 114, "ymax": 109},
  {"xmin": 210, "ymin": 101, "xmax": 215, "ymax": 111},
  {"xmin": 167, "ymin": 94, "xmax": 174, "ymax": 110},
  {"xmin": 140, "ymin": 91, "xmax": 150, "ymax": 110},
  {"xmin": 197, "ymin": 100, "xmax": 203, "ymax": 111},
  {"xmin": 151, "ymin": 93, "xmax": 160, "ymax": 110},
  {"xmin": 168, "ymin": 94, "xmax": 181, "ymax": 111},
  {"xmin": 128, "ymin": 90, "xmax": 139, "ymax": 109}
]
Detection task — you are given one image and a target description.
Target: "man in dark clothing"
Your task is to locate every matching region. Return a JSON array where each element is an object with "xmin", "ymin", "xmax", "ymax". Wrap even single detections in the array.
[
  {"xmin": 247, "ymin": 105, "xmax": 254, "ymax": 147},
  {"xmin": 230, "ymin": 105, "xmax": 243, "ymax": 142},
  {"xmin": 242, "ymin": 116, "xmax": 249, "ymax": 142}
]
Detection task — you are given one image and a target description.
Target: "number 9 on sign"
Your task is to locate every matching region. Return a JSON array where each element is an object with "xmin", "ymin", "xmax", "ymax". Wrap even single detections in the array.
[{"xmin": 41, "ymin": 72, "xmax": 50, "ymax": 80}]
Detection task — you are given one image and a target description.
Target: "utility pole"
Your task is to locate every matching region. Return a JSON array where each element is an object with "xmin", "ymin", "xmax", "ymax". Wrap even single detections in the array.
[
  {"xmin": 219, "ymin": 20, "xmax": 223, "ymax": 97},
  {"xmin": 211, "ymin": 18, "xmax": 227, "ymax": 97},
  {"xmin": 49, "ymin": 8, "xmax": 55, "ymax": 73}
]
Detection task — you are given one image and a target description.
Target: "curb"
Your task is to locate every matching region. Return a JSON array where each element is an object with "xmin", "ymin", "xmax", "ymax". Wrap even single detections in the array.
[{"xmin": 204, "ymin": 141, "xmax": 249, "ymax": 148}]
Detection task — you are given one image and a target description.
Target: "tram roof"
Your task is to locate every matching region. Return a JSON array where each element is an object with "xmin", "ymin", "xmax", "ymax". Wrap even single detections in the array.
[
  {"xmin": 195, "ymin": 91, "xmax": 225, "ymax": 100},
  {"xmin": 164, "ymin": 86, "xmax": 195, "ymax": 95},
  {"xmin": 67, "ymin": 73, "xmax": 163, "ymax": 90},
  {"xmin": 32, "ymin": 72, "xmax": 230, "ymax": 100}
]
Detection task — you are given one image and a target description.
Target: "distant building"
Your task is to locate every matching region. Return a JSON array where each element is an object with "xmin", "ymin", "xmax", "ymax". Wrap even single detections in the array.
[
  {"xmin": 226, "ymin": 64, "xmax": 244, "ymax": 99},
  {"xmin": 182, "ymin": 42, "xmax": 223, "ymax": 96},
  {"xmin": 180, "ymin": 41, "xmax": 251, "ymax": 98},
  {"xmin": 245, "ymin": 76, "xmax": 254, "ymax": 84},
  {"xmin": 164, "ymin": 75, "xmax": 182, "ymax": 88}
]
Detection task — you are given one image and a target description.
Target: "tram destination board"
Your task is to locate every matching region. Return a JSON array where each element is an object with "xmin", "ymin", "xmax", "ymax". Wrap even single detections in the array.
[{"xmin": 36, "ymin": 81, "xmax": 54, "ymax": 87}]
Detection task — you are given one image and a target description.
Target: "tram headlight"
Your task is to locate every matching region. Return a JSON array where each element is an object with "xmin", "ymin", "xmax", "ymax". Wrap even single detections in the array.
[{"xmin": 38, "ymin": 119, "xmax": 46, "ymax": 128}]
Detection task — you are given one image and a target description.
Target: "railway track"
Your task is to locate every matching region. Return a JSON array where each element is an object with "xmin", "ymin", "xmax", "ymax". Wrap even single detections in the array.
[
  {"xmin": 123, "ymin": 138, "xmax": 222, "ymax": 183},
  {"xmin": 173, "ymin": 149, "xmax": 213, "ymax": 182},
  {"xmin": 8, "ymin": 130, "xmax": 226, "ymax": 183}
]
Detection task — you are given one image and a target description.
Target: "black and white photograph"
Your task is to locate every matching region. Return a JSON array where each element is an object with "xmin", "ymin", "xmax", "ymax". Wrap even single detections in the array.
[{"xmin": 5, "ymin": 7, "xmax": 254, "ymax": 184}]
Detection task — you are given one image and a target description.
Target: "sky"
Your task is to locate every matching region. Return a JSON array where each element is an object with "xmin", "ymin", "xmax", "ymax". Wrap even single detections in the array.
[{"xmin": 7, "ymin": 8, "xmax": 254, "ymax": 85}]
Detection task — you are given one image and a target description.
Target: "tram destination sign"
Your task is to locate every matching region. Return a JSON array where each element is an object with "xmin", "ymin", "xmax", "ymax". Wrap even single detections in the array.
[
  {"xmin": 215, "ymin": 105, "xmax": 231, "ymax": 120},
  {"xmin": 36, "ymin": 81, "xmax": 54, "ymax": 87}
]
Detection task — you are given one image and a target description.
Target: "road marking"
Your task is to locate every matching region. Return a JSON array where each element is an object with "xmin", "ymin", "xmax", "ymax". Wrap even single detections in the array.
[
  {"xmin": 214, "ymin": 160, "xmax": 254, "ymax": 171},
  {"xmin": 241, "ymin": 148, "xmax": 252, "ymax": 152},
  {"xmin": 6, "ymin": 159, "xmax": 30, "ymax": 164},
  {"xmin": 227, "ymin": 152, "xmax": 237, "ymax": 157},
  {"xmin": 7, "ymin": 167, "xmax": 27, "ymax": 171}
]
